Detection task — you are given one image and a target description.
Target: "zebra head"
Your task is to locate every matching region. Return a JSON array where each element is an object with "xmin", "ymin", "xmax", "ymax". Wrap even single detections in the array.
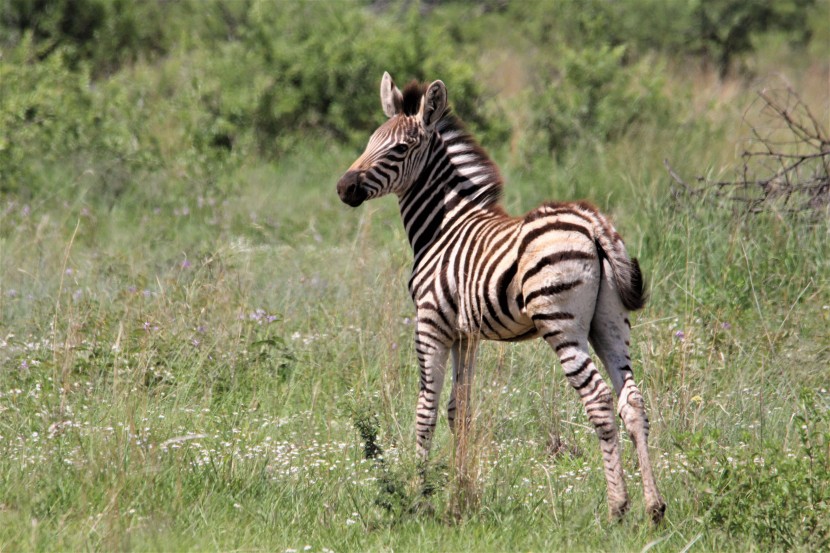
[{"xmin": 337, "ymin": 72, "xmax": 447, "ymax": 207}]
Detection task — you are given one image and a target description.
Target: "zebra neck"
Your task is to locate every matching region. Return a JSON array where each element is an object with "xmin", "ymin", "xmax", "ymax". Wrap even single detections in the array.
[
  {"xmin": 397, "ymin": 143, "xmax": 451, "ymax": 260},
  {"xmin": 398, "ymin": 136, "xmax": 503, "ymax": 265}
]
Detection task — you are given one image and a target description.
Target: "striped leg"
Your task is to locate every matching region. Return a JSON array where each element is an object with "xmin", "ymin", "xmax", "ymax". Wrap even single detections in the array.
[
  {"xmin": 591, "ymin": 314, "xmax": 666, "ymax": 523},
  {"xmin": 543, "ymin": 329, "xmax": 629, "ymax": 519},
  {"xmin": 447, "ymin": 338, "xmax": 478, "ymax": 437},
  {"xmin": 414, "ymin": 331, "xmax": 451, "ymax": 461}
]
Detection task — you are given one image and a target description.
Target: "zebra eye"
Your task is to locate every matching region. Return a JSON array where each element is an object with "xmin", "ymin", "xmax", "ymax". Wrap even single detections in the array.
[{"xmin": 391, "ymin": 144, "xmax": 408, "ymax": 154}]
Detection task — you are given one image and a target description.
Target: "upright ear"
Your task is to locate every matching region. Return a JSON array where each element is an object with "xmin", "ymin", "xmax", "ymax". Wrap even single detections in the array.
[
  {"xmin": 380, "ymin": 72, "xmax": 403, "ymax": 118},
  {"xmin": 419, "ymin": 79, "xmax": 447, "ymax": 130}
]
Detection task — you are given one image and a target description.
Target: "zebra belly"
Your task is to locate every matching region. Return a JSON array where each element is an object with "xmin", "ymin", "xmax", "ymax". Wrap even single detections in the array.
[
  {"xmin": 456, "ymin": 303, "xmax": 536, "ymax": 341},
  {"xmin": 455, "ymin": 270, "xmax": 535, "ymax": 341}
]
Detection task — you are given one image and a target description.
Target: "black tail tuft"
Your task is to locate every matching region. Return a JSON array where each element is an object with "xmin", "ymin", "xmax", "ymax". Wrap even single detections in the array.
[{"xmin": 620, "ymin": 258, "xmax": 648, "ymax": 311}]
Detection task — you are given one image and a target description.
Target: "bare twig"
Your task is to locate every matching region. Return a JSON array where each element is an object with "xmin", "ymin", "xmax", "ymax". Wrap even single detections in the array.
[{"xmin": 668, "ymin": 86, "xmax": 830, "ymax": 217}]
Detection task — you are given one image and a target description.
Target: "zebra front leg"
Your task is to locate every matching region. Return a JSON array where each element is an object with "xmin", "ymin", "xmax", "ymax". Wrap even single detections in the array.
[
  {"xmin": 446, "ymin": 337, "xmax": 479, "ymax": 515},
  {"xmin": 414, "ymin": 336, "xmax": 450, "ymax": 462}
]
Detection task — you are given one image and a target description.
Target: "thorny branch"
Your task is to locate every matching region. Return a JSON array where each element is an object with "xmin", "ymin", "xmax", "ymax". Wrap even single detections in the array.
[{"xmin": 666, "ymin": 86, "xmax": 829, "ymax": 217}]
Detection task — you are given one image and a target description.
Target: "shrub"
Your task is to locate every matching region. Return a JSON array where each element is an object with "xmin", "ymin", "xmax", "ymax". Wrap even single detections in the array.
[
  {"xmin": 187, "ymin": 0, "xmax": 500, "ymax": 155},
  {"xmin": 0, "ymin": 35, "xmax": 159, "ymax": 200},
  {"xmin": 524, "ymin": 43, "xmax": 672, "ymax": 157},
  {"xmin": 505, "ymin": 0, "xmax": 818, "ymax": 76},
  {"xmin": 0, "ymin": 0, "xmax": 185, "ymax": 74}
]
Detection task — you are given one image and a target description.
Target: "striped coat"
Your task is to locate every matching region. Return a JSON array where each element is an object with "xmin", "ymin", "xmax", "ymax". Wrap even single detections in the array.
[{"xmin": 336, "ymin": 73, "xmax": 665, "ymax": 522}]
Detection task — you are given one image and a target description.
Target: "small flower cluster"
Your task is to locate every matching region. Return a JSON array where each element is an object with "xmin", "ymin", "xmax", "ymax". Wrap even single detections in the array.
[{"xmin": 239, "ymin": 308, "xmax": 279, "ymax": 324}]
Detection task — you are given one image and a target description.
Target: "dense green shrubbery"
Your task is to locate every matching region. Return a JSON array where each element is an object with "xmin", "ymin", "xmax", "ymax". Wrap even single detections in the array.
[
  {"xmin": 190, "ymin": 1, "xmax": 496, "ymax": 154},
  {"xmin": 507, "ymin": 0, "xmax": 819, "ymax": 76},
  {"xmin": 0, "ymin": 0, "xmax": 822, "ymax": 200},
  {"xmin": 523, "ymin": 44, "xmax": 672, "ymax": 157},
  {"xmin": 0, "ymin": 0, "xmax": 502, "ymax": 199},
  {"xmin": 0, "ymin": 36, "xmax": 159, "ymax": 199},
  {"xmin": 0, "ymin": 0, "xmax": 191, "ymax": 73}
]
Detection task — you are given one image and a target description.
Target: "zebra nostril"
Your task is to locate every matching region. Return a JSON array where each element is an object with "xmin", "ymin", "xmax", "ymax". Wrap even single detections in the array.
[{"xmin": 337, "ymin": 170, "xmax": 368, "ymax": 207}]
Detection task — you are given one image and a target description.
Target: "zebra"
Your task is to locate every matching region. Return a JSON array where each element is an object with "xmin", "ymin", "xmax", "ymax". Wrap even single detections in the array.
[{"xmin": 336, "ymin": 72, "xmax": 666, "ymax": 522}]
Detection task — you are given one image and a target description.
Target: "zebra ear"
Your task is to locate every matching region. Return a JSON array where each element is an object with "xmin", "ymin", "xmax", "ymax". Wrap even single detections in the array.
[
  {"xmin": 420, "ymin": 79, "xmax": 447, "ymax": 130},
  {"xmin": 380, "ymin": 72, "xmax": 403, "ymax": 118}
]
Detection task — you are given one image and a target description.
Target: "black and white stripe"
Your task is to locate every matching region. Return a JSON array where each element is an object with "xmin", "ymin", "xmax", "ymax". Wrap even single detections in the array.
[{"xmin": 336, "ymin": 72, "xmax": 666, "ymax": 523}]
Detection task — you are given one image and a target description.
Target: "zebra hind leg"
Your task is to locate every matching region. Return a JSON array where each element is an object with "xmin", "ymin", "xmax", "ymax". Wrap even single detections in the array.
[
  {"xmin": 590, "ymin": 316, "xmax": 666, "ymax": 523},
  {"xmin": 447, "ymin": 338, "xmax": 478, "ymax": 438},
  {"xmin": 542, "ymin": 327, "xmax": 630, "ymax": 520},
  {"xmin": 446, "ymin": 338, "xmax": 479, "ymax": 516},
  {"xmin": 617, "ymin": 379, "xmax": 666, "ymax": 523}
]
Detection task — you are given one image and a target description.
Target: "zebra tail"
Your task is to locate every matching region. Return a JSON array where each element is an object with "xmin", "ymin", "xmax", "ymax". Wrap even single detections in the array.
[{"xmin": 594, "ymin": 236, "xmax": 648, "ymax": 312}]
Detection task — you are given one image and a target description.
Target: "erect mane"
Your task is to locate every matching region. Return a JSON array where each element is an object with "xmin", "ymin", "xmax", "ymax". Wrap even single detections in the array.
[
  {"xmin": 401, "ymin": 79, "xmax": 504, "ymax": 208},
  {"xmin": 401, "ymin": 81, "xmax": 426, "ymax": 116},
  {"xmin": 436, "ymin": 113, "xmax": 504, "ymax": 208}
]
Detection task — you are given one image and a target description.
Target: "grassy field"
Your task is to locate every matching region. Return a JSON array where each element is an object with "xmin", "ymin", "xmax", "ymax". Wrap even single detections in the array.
[{"xmin": 1, "ymin": 5, "xmax": 829, "ymax": 551}]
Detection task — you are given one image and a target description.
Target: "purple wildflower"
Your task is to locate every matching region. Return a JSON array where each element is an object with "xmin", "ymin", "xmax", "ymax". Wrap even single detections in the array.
[{"xmin": 674, "ymin": 330, "xmax": 685, "ymax": 341}]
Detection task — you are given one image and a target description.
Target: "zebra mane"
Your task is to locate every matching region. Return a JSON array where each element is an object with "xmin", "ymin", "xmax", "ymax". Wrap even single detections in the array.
[
  {"xmin": 401, "ymin": 80, "xmax": 504, "ymax": 208},
  {"xmin": 401, "ymin": 81, "xmax": 426, "ymax": 115},
  {"xmin": 436, "ymin": 113, "xmax": 504, "ymax": 208}
]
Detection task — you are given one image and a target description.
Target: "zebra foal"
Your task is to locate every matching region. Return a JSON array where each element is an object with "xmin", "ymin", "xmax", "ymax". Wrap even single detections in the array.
[{"xmin": 336, "ymin": 72, "xmax": 666, "ymax": 522}]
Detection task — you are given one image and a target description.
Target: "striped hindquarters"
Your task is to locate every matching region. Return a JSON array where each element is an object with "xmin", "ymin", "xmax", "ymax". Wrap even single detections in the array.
[{"xmin": 518, "ymin": 201, "xmax": 647, "ymax": 325}]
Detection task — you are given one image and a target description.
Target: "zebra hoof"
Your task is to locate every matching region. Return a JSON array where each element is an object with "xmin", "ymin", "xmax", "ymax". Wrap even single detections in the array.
[
  {"xmin": 648, "ymin": 500, "xmax": 667, "ymax": 524},
  {"xmin": 609, "ymin": 498, "xmax": 631, "ymax": 521}
]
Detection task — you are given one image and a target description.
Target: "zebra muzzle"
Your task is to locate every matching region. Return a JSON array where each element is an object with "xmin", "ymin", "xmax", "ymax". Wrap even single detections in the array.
[{"xmin": 337, "ymin": 170, "xmax": 368, "ymax": 207}]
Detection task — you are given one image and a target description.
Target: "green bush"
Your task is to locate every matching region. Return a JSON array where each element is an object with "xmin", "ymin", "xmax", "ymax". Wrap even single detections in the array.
[
  {"xmin": 690, "ymin": 0, "xmax": 817, "ymax": 76},
  {"xmin": 0, "ymin": 0, "xmax": 188, "ymax": 74},
  {"xmin": 0, "ymin": 35, "xmax": 160, "ymax": 200},
  {"xmin": 506, "ymin": 0, "xmax": 817, "ymax": 76},
  {"xmin": 524, "ymin": 43, "xmax": 672, "ymax": 157},
  {"xmin": 187, "ymin": 1, "xmax": 500, "ymax": 155}
]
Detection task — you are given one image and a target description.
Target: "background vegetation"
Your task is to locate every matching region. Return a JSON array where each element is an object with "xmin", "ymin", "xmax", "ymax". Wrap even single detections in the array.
[{"xmin": 1, "ymin": 0, "xmax": 828, "ymax": 551}]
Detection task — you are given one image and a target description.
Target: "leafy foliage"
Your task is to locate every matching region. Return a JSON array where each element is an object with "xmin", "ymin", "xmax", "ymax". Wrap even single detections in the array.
[
  {"xmin": 0, "ymin": 0, "xmax": 186, "ymax": 73},
  {"xmin": 0, "ymin": 36, "xmax": 158, "ymax": 198},
  {"xmin": 524, "ymin": 44, "xmax": 672, "ymax": 157},
  {"xmin": 692, "ymin": 0, "xmax": 817, "ymax": 76},
  {"xmin": 506, "ymin": 0, "xmax": 818, "ymax": 76}
]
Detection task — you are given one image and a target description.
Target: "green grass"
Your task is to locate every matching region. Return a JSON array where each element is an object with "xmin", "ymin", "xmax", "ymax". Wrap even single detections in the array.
[{"xmin": 2, "ymin": 47, "xmax": 829, "ymax": 553}]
